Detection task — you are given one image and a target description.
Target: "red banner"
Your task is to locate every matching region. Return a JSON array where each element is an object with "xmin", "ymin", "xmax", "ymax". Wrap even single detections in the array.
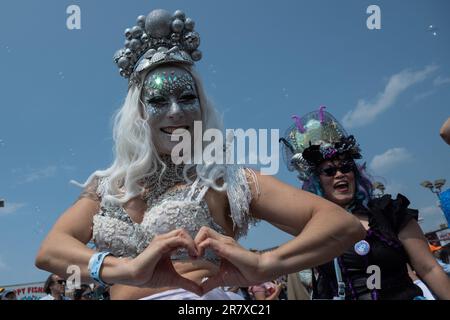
[{"xmin": 1, "ymin": 282, "xmax": 46, "ymax": 300}]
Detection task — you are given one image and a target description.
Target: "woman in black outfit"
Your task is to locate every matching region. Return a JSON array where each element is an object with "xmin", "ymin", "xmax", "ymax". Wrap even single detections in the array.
[{"xmin": 280, "ymin": 107, "xmax": 450, "ymax": 300}]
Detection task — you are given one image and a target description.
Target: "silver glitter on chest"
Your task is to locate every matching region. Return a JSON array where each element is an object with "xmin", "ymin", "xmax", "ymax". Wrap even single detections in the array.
[
  {"xmin": 91, "ymin": 155, "xmax": 257, "ymax": 261},
  {"xmin": 139, "ymin": 154, "xmax": 192, "ymax": 206}
]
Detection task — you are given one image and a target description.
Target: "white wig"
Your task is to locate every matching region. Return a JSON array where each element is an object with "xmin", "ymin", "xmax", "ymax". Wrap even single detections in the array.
[{"xmin": 75, "ymin": 64, "xmax": 226, "ymax": 205}]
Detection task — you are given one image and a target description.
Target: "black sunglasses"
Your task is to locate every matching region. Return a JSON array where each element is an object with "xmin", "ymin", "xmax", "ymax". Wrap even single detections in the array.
[
  {"xmin": 56, "ymin": 280, "xmax": 66, "ymax": 285},
  {"xmin": 318, "ymin": 162, "xmax": 354, "ymax": 177}
]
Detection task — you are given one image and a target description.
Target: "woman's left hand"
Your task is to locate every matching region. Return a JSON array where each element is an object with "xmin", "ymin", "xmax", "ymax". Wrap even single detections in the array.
[{"xmin": 195, "ymin": 226, "xmax": 274, "ymax": 293}]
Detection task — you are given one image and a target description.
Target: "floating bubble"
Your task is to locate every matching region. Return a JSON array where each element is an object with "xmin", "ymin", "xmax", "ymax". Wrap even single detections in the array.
[
  {"xmin": 33, "ymin": 206, "xmax": 47, "ymax": 235},
  {"xmin": 208, "ymin": 64, "xmax": 217, "ymax": 74},
  {"xmin": 427, "ymin": 25, "xmax": 438, "ymax": 36},
  {"xmin": 33, "ymin": 220, "xmax": 44, "ymax": 235}
]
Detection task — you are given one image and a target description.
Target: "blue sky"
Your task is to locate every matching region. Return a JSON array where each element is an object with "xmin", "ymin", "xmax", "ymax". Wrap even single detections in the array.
[{"xmin": 0, "ymin": 0, "xmax": 449, "ymax": 285}]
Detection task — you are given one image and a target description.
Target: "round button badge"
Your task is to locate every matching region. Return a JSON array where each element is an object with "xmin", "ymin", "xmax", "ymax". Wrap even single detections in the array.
[{"xmin": 354, "ymin": 240, "xmax": 371, "ymax": 256}]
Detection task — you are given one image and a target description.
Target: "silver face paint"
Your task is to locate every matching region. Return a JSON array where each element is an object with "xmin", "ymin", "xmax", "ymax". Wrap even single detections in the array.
[{"xmin": 141, "ymin": 66, "xmax": 202, "ymax": 155}]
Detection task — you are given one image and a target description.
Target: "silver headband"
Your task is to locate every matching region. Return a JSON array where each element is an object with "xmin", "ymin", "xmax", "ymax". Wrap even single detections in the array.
[{"xmin": 113, "ymin": 9, "xmax": 202, "ymax": 86}]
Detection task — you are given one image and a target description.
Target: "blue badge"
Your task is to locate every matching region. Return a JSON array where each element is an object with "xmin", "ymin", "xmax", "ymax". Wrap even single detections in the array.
[{"xmin": 354, "ymin": 240, "xmax": 371, "ymax": 256}]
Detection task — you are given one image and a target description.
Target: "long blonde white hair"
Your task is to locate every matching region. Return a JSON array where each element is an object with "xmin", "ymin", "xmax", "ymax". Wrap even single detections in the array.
[{"xmin": 73, "ymin": 64, "xmax": 226, "ymax": 205}]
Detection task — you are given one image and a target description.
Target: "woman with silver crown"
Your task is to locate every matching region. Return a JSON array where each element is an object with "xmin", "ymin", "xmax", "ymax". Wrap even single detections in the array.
[
  {"xmin": 35, "ymin": 9, "xmax": 364, "ymax": 300},
  {"xmin": 280, "ymin": 106, "xmax": 450, "ymax": 300}
]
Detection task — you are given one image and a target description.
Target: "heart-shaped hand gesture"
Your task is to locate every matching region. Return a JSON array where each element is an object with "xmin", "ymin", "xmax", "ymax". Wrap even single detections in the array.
[
  {"xmin": 194, "ymin": 226, "xmax": 270, "ymax": 293},
  {"xmin": 125, "ymin": 229, "xmax": 203, "ymax": 295},
  {"xmin": 125, "ymin": 227, "xmax": 271, "ymax": 297}
]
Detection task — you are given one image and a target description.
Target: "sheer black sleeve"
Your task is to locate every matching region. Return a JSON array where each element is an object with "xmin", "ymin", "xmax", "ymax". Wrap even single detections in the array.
[{"xmin": 367, "ymin": 194, "xmax": 419, "ymax": 238}]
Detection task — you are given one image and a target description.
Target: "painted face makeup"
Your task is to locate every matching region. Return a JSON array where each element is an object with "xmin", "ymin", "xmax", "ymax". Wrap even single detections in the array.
[
  {"xmin": 143, "ymin": 69, "xmax": 200, "ymax": 116},
  {"xmin": 141, "ymin": 66, "xmax": 202, "ymax": 155}
]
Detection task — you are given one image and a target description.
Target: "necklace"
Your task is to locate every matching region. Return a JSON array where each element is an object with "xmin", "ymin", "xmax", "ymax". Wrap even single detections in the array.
[{"xmin": 139, "ymin": 155, "xmax": 195, "ymax": 206}]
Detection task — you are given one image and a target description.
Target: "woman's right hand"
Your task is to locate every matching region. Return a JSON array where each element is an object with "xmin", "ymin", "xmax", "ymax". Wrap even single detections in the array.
[{"xmin": 122, "ymin": 229, "xmax": 203, "ymax": 295}]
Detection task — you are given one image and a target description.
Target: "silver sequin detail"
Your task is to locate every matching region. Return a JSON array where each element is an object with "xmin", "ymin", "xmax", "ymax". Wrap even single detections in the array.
[{"xmin": 91, "ymin": 157, "xmax": 257, "ymax": 264}]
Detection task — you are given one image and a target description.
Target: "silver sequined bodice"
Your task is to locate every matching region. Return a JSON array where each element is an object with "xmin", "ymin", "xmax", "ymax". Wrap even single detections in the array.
[
  {"xmin": 89, "ymin": 165, "xmax": 257, "ymax": 265},
  {"xmin": 93, "ymin": 180, "xmax": 225, "ymax": 263}
]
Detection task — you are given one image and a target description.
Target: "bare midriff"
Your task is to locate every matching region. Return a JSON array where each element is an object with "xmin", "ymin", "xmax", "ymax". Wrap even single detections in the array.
[{"xmin": 110, "ymin": 259, "xmax": 220, "ymax": 300}]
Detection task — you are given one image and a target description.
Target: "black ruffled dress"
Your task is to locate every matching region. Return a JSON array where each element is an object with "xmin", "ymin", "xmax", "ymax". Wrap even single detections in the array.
[{"xmin": 312, "ymin": 194, "xmax": 424, "ymax": 300}]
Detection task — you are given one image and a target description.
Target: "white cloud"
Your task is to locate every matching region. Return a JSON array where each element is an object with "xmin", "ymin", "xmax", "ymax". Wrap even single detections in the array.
[
  {"xmin": 0, "ymin": 202, "xmax": 26, "ymax": 216},
  {"xmin": 383, "ymin": 181, "xmax": 406, "ymax": 196},
  {"xmin": 433, "ymin": 76, "xmax": 450, "ymax": 86},
  {"xmin": 60, "ymin": 165, "xmax": 76, "ymax": 171},
  {"xmin": 419, "ymin": 205, "xmax": 447, "ymax": 233},
  {"xmin": 369, "ymin": 148, "xmax": 412, "ymax": 174},
  {"xmin": 13, "ymin": 164, "xmax": 75, "ymax": 184},
  {"xmin": 412, "ymin": 75, "xmax": 450, "ymax": 103},
  {"xmin": 413, "ymin": 89, "xmax": 437, "ymax": 102},
  {"xmin": 22, "ymin": 166, "xmax": 57, "ymax": 183},
  {"xmin": 421, "ymin": 205, "xmax": 442, "ymax": 216},
  {"xmin": 342, "ymin": 65, "xmax": 438, "ymax": 128}
]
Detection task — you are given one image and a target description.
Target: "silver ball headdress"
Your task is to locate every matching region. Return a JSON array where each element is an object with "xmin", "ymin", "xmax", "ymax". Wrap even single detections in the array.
[{"xmin": 113, "ymin": 9, "xmax": 202, "ymax": 86}]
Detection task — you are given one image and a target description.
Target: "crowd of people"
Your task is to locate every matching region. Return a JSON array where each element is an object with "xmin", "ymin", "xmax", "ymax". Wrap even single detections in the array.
[
  {"xmin": 6, "ymin": 248, "xmax": 450, "ymax": 301},
  {"xmin": 37, "ymin": 274, "xmax": 110, "ymax": 301},
  {"xmin": 21, "ymin": 7, "xmax": 450, "ymax": 301}
]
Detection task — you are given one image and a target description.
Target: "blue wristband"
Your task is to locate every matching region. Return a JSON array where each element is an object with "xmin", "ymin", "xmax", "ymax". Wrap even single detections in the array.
[{"xmin": 88, "ymin": 252, "xmax": 112, "ymax": 287}]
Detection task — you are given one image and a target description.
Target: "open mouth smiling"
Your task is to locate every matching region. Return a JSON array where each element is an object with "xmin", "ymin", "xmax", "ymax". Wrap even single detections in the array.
[
  {"xmin": 160, "ymin": 126, "xmax": 190, "ymax": 135},
  {"xmin": 334, "ymin": 180, "xmax": 349, "ymax": 192}
]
